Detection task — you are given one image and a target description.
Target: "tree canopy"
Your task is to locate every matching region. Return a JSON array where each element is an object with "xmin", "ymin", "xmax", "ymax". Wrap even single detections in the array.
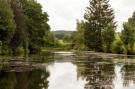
[{"xmin": 84, "ymin": 0, "xmax": 116, "ymax": 52}]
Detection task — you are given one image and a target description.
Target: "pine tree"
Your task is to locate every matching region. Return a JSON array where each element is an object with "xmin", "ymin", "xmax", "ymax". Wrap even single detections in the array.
[{"xmin": 84, "ymin": 0, "xmax": 116, "ymax": 52}]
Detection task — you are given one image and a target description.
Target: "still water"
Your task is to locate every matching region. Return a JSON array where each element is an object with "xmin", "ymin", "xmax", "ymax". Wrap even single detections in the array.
[{"xmin": 0, "ymin": 51, "xmax": 135, "ymax": 89}]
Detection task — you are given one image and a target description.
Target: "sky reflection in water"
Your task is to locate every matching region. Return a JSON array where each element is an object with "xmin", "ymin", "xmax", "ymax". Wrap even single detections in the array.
[
  {"xmin": 47, "ymin": 61, "xmax": 135, "ymax": 89},
  {"xmin": 47, "ymin": 62, "xmax": 86, "ymax": 89},
  {"xmin": 1, "ymin": 52, "xmax": 135, "ymax": 89}
]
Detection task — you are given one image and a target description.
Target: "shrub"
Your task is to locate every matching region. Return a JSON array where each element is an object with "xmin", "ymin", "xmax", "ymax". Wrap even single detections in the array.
[{"xmin": 111, "ymin": 39, "xmax": 125, "ymax": 54}]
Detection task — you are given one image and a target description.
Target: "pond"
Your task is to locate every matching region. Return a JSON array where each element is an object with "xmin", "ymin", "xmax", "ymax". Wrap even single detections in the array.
[{"xmin": 0, "ymin": 51, "xmax": 135, "ymax": 89}]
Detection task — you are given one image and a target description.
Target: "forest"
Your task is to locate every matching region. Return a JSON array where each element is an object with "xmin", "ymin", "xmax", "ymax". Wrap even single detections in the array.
[
  {"xmin": 62, "ymin": 0, "xmax": 135, "ymax": 55},
  {"xmin": 0, "ymin": 0, "xmax": 54, "ymax": 55},
  {"xmin": 1, "ymin": 0, "xmax": 135, "ymax": 89},
  {"xmin": 0, "ymin": 0, "xmax": 135, "ymax": 56}
]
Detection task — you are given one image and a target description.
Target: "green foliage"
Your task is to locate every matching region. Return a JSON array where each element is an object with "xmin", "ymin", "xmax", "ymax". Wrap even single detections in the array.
[
  {"xmin": 63, "ymin": 35, "xmax": 71, "ymax": 43},
  {"xmin": 10, "ymin": 0, "xmax": 26, "ymax": 53},
  {"xmin": 0, "ymin": 45, "xmax": 10, "ymax": 55},
  {"xmin": 14, "ymin": 47, "xmax": 25, "ymax": 56},
  {"xmin": 121, "ymin": 12, "xmax": 135, "ymax": 54},
  {"xmin": 0, "ymin": 0, "xmax": 51, "ymax": 55},
  {"xmin": 84, "ymin": 0, "xmax": 116, "ymax": 52},
  {"xmin": 20, "ymin": 0, "xmax": 50, "ymax": 53},
  {"xmin": 51, "ymin": 30, "xmax": 76, "ymax": 50},
  {"xmin": 72, "ymin": 20, "xmax": 87, "ymax": 50},
  {"xmin": 43, "ymin": 31, "xmax": 57, "ymax": 47},
  {"xmin": 111, "ymin": 39, "xmax": 125, "ymax": 54},
  {"xmin": 0, "ymin": 0, "xmax": 15, "ymax": 54},
  {"xmin": 1, "ymin": 0, "xmax": 135, "ymax": 55},
  {"xmin": 102, "ymin": 24, "xmax": 116, "ymax": 52}
]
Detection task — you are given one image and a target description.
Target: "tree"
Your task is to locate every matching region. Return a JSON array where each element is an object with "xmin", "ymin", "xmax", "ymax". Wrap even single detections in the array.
[
  {"xmin": 0, "ymin": 0, "xmax": 51, "ymax": 55},
  {"xmin": 121, "ymin": 13, "xmax": 135, "ymax": 54},
  {"xmin": 44, "ymin": 31, "xmax": 56, "ymax": 47},
  {"xmin": 0, "ymin": 0, "xmax": 15, "ymax": 54},
  {"xmin": 102, "ymin": 23, "xmax": 116, "ymax": 52},
  {"xmin": 84, "ymin": 0, "xmax": 116, "ymax": 52},
  {"xmin": 10, "ymin": 0, "xmax": 26, "ymax": 54},
  {"xmin": 20, "ymin": 0, "xmax": 50, "ymax": 53},
  {"xmin": 73, "ymin": 20, "xmax": 85, "ymax": 50}
]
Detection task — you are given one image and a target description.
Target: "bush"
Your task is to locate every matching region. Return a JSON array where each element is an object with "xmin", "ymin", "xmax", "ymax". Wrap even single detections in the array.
[
  {"xmin": 0, "ymin": 45, "xmax": 10, "ymax": 55},
  {"xmin": 111, "ymin": 39, "xmax": 125, "ymax": 54},
  {"xmin": 29, "ymin": 44, "xmax": 41, "ymax": 54},
  {"xmin": 15, "ymin": 47, "xmax": 25, "ymax": 55},
  {"xmin": 73, "ymin": 44, "xmax": 88, "ymax": 51}
]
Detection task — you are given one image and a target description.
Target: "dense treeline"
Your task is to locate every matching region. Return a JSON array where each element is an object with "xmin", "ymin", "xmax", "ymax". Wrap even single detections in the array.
[
  {"xmin": 0, "ymin": 0, "xmax": 135, "ymax": 55},
  {"xmin": 71, "ymin": 0, "xmax": 135, "ymax": 55},
  {"xmin": 120, "ymin": 12, "xmax": 135, "ymax": 54},
  {"xmin": 0, "ymin": 0, "xmax": 55, "ymax": 55}
]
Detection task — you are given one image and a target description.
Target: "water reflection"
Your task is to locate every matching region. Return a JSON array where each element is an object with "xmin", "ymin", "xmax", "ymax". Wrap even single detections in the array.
[
  {"xmin": 75, "ymin": 54, "xmax": 115, "ymax": 89},
  {"xmin": 0, "ymin": 52, "xmax": 135, "ymax": 89},
  {"xmin": 0, "ymin": 66, "xmax": 49, "ymax": 89},
  {"xmin": 121, "ymin": 63, "xmax": 135, "ymax": 87},
  {"xmin": 47, "ymin": 62, "xmax": 86, "ymax": 89}
]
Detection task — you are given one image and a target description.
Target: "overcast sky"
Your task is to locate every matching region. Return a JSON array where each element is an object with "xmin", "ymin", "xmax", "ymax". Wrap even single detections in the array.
[{"xmin": 37, "ymin": 0, "xmax": 135, "ymax": 31}]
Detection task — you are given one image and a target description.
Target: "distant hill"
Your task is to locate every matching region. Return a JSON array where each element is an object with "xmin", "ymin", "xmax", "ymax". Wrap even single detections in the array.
[{"xmin": 52, "ymin": 30, "xmax": 75, "ymax": 39}]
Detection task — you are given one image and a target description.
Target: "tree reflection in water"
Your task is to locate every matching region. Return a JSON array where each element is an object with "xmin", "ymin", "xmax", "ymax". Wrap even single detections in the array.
[
  {"xmin": 0, "ymin": 67, "xmax": 49, "ymax": 89},
  {"xmin": 75, "ymin": 54, "xmax": 115, "ymax": 89},
  {"xmin": 121, "ymin": 63, "xmax": 135, "ymax": 87},
  {"xmin": 1, "ymin": 52, "xmax": 135, "ymax": 89}
]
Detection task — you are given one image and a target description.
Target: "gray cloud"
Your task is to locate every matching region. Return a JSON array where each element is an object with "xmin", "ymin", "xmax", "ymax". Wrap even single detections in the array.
[
  {"xmin": 122, "ymin": 0, "xmax": 135, "ymax": 6},
  {"xmin": 37, "ymin": 0, "xmax": 135, "ymax": 31},
  {"xmin": 110, "ymin": 0, "xmax": 135, "ymax": 31}
]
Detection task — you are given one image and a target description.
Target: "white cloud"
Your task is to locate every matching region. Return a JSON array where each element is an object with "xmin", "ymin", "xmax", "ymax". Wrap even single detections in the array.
[{"xmin": 37, "ymin": 0, "xmax": 135, "ymax": 31}]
